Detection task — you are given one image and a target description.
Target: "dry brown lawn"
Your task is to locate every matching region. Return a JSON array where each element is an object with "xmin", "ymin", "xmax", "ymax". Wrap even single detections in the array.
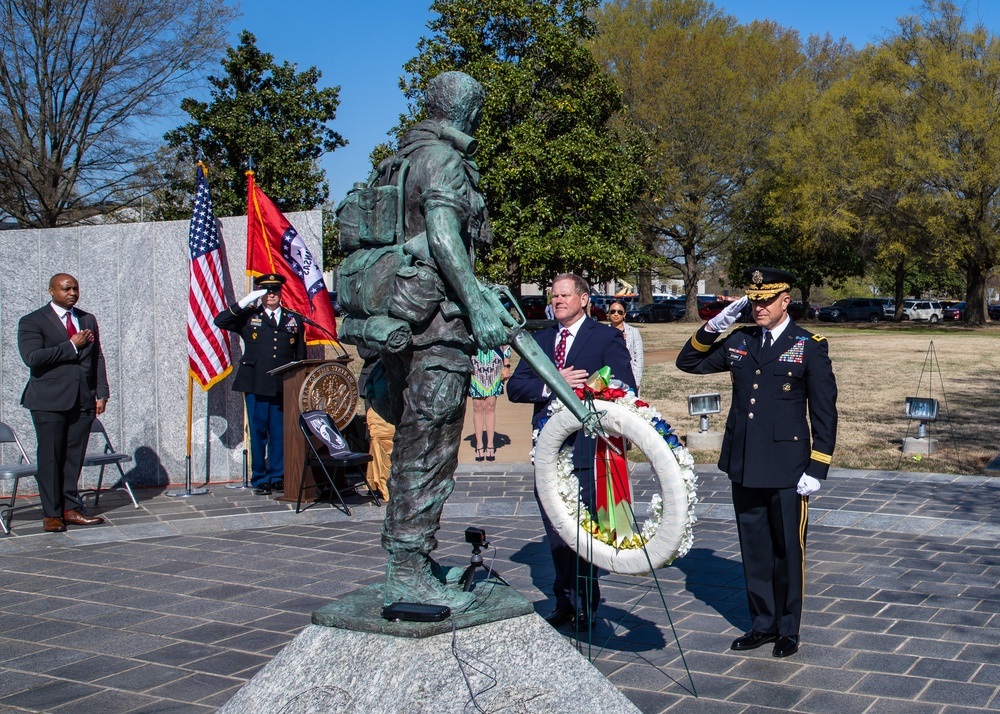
[
  {"xmin": 334, "ymin": 318, "xmax": 1000, "ymax": 475},
  {"xmin": 636, "ymin": 321, "xmax": 1000, "ymax": 474}
]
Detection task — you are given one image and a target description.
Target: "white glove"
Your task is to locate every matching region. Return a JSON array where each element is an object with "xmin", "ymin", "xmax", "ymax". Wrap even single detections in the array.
[
  {"xmin": 796, "ymin": 474, "xmax": 821, "ymax": 496},
  {"xmin": 238, "ymin": 288, "xmax": 268, "ymax": 309},
  {"xmin": 706, "ymin": 296, "xmax": 749, "ymax": 333}
]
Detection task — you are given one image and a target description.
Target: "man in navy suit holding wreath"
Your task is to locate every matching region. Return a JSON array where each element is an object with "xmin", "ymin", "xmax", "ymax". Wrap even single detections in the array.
[{"xmin": 508, "ymin": 272, "xmax": 635, "ymax": 631}]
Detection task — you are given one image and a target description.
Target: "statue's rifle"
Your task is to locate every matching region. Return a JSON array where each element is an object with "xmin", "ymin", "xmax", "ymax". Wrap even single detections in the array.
[{"xmin": 479, "ymin": 283, "xmax": 608, "ymax": 440}]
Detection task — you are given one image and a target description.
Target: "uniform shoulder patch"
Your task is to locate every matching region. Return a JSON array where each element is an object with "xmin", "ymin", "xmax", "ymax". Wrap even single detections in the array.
[{"xmin": 811, "ymin": 334, "xmax": 827, "ymax": 342}]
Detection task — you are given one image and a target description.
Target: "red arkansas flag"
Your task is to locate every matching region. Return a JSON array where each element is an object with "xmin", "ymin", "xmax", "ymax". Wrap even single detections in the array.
[{"xmin": 246, "ymin": 171, "xmax": 339, "ymax": 345}]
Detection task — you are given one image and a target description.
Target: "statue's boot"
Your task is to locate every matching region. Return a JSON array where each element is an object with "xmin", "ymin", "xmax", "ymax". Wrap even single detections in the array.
[
  {"xmin": 385, "ymin": 551, "xmax": 475, "ymax": 612},
  {"xmin": 430, "ymin": 557, "xmax": 464, "ymax": 585}
]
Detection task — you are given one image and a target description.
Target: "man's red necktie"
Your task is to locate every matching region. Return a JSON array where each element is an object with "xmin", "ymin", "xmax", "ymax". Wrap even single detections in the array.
[
  {"xmin": 65, "ymin": 312, "xmax": 77, "ymax": 337},
  {"xmin": 554, "ymin": 328, "xmax": 570, "ymax": 370}
]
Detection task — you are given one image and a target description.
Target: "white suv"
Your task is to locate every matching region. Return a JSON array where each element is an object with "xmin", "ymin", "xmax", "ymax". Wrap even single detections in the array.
[{"xmin": 903, "ymin": 300, "xmax": 943, "ymax": 322}]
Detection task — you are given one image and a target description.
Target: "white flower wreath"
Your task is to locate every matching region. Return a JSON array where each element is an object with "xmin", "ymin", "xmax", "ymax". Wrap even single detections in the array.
[{"xmin": 533, "ymin": 397, "xmax": 698, "ymax": 574}]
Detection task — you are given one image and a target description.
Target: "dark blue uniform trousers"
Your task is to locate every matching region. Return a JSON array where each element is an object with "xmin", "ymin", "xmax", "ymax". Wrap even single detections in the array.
[
  {"xmin": 732, "ymin": 482, "xmax": 808, "ymax": 637},
  {"xmin": 245, "ymin": 393, "xmax": 284, "ymax": 487}
]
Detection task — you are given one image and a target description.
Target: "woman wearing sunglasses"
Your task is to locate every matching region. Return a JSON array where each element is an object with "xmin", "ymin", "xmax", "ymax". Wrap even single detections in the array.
[{"xmin": 607, "ymin": 300, "xmax": 643, "ymax": 392}]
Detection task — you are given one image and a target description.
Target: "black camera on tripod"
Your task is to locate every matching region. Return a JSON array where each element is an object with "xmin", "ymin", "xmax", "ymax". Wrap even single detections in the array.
[
  {"xmin": 465, "ymin": 527, "xmax": 488, "ymax": 548},
  {"xmin": 458, "ymin": 526, "xmax": 508, "ymax": 592}
]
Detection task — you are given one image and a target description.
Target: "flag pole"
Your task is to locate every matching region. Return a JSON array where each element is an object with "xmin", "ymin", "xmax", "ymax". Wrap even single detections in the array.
[
  {"xmin": 168, "ymin": 374, "xmax": 209, "ymax": 497},
  {"xmin": 227, "ymin": 269, "xmax": 254, "ymax": 491}
]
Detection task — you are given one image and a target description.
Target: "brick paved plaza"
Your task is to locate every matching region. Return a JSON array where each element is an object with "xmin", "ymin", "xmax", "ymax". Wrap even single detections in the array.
[{"xmin": 3, "ymin": 464, "xmax": 1000, "ymax": 713}]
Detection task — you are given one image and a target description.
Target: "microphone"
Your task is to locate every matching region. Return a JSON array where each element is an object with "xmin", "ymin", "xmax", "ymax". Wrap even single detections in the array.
[{"xmin": 298, "ymin": 314, "xmax": 349, "ymax": 359}]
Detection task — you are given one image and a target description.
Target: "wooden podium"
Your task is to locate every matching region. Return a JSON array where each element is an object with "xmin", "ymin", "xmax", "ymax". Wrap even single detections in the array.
[{"xmin": 269, "ymin": 358, "xmax": 358, "ymax": 504}]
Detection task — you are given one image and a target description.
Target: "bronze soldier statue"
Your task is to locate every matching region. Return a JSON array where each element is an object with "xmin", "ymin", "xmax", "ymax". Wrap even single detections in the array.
[{"xmin": 337, "ymin": 71, "xmax": 506, "ymax": 610}]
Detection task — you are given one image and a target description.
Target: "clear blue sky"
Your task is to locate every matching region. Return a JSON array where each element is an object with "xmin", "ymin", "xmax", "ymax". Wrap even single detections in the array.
[{"xmin": 225, "ymin": 0, "xmax": 1000, "ymax": 206}]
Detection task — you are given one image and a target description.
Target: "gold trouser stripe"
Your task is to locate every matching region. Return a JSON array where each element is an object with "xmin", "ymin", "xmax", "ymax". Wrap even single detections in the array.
[
  {"xmin": 810, "ymin": 450, "xmax": 832, "ymax": 464},
  {"xmin": 800, "ymin": 495, "xmax": 809, "ymax": 614},
  {"xmin": 690, "ymin": 333, "xmax": 712, "ymax": 352}
]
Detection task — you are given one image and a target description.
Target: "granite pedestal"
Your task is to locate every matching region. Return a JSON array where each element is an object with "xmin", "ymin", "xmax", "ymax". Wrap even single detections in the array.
[{"xmin": 218, "ymin": 583, "xmax": 640, "ymax": 714}]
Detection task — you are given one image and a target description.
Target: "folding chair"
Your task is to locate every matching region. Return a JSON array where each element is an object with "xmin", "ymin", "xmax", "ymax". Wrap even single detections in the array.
[
  {"xmin": 298, "ymin": 410, "xmax": 377, "ymax": 515},
  {"xmin": 80, "ymin": 418, "xmax": 137, "ymax": 508},
  {"xmin": 0, "ymin": 421, "xmax": 40, "ymax": 534}
]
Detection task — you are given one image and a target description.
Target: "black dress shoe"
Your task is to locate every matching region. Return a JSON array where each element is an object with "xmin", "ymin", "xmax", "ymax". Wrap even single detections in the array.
[
  {"xmin": 731, "ymin": 630, "xmax": 778, "ymax": 651},
  {"xmin": 575, "ymin": 608, "xmax": 597, "ymax": 630},
  {"xmin": 772, "ymin": 635, "xmax": 799, "ymax": 658},
  {"xmin": 253, "ymin": 484, "xmax": 272, "ymax": 496},
  {"xmin": 272, "ymin": 480, "xmax": 284, "ymax": 492},
  {"xmin": 544, "ymin": 607, "xmax": 576, "ymax": 628}
]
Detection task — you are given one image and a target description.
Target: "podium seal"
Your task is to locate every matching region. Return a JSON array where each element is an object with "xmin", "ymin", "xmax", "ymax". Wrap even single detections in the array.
[{"xmin": 299, "ymin": 362, "xmax": 359, "ymax": 429}]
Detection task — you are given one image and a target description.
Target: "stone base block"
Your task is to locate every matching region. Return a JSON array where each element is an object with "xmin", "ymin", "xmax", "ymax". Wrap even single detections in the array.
[
  {"xmin": 902, "ymin": 437, "xmax": 939, "ymax": 455},
  {"xmin": 685, "ymin": 430, "xmax": 723, "ymax": 451},
  {"xmin": 216, "ymin": 612, "xmax": 640, "ymax": 714}
]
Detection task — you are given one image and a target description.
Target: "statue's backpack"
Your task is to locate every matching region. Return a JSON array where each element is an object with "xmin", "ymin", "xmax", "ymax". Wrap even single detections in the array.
[{"xmin": 335, "ymin": 160, "xmax": 409, "ymax": 320}]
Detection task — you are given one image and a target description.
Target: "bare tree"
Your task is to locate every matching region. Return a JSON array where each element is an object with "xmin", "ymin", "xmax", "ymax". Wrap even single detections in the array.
[{"xmin": 0, "ymin": 0, "xmax": 235, "ymax": 227}]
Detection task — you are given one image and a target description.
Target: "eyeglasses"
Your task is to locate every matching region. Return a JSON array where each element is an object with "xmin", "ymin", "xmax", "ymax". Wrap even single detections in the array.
[{"xmin": 608, "ymin": 309, "xmax": 625, "ymax": 315}]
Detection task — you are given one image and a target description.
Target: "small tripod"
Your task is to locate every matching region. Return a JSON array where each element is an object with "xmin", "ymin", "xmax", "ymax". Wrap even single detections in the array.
[{"xmin": 458, "ymin": 537, "xmax": 509, "ymax": 592}]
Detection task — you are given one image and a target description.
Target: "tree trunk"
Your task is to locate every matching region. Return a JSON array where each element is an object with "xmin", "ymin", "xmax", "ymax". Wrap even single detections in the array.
[
  {"xmin": 638, "ymin": 266, "xmax": 653, "ymax": 304},
  {"xmin": 507, "ymin": 254, "xmax": 522, "ymax": 299},
  {"xmin": 893, "ymin": 258, "xmax": 906, "ymax": 321},
  {"xmin": 682, "ymin": 240, "xmax": 699, "ymax": 322},
  {"xmin": 800, "ymin": 285, "xmax": 812, "ymax": 319},
  {"xmin": 965, "ymin": 260, "xmax": 988, "ymax": 326}
]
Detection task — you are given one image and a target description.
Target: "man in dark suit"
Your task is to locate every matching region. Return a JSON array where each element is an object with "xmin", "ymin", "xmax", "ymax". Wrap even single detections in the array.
[
  {"xmin": 215, "ymin": 273, "xmax": 306, "ymax": 495},
  {"xmin": 676, "ymin": 268, "xmax": 838, "ymax": 658},
  {"xmin": 18, "ymin": 273, "xmax": 110, "ymax": 533},
  {"xmin": 508, "ymin": 273, "xmax": 636, "ymax": 630}
]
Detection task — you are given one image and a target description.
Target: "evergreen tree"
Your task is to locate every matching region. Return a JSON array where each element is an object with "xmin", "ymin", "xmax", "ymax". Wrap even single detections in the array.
[{"xmin": 159, "ymin": 31, "xmax": 346, "ymax": 219}]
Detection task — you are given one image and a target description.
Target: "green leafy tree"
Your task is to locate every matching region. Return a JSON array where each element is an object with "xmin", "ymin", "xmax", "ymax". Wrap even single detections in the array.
[
  {"xmin": 591, "ymin": 0, "xmax": 809, "ymax": 320},
  {"xmin": 159, "ymin": 31, "xmax": 346, "ymax": 219},
  {"xmin": 399, "ymin": 0, "xmax": 648, "ymax": 291},
  {"xmin": 892, "ymin": 1, "xmax": 1000, "ymax": 324},
  {"xmin": 767, "ymin": 2, "xmax": 1000, "ymax": 324}
]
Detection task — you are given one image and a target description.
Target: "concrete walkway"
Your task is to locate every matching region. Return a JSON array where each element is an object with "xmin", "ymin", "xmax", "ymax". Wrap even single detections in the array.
[{"xmin": 2, "ymin": 462, "xmax": 1000, "ymax": 713}]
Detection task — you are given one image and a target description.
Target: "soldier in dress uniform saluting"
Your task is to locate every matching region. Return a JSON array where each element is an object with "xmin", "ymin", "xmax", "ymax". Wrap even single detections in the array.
[
  {"xmin": 676, "ymin": 267, "xmax": 838, "ymax": 659},
  {"xmin": 215, "ymin": 273, "xmax": 306, "ymax": 495}
]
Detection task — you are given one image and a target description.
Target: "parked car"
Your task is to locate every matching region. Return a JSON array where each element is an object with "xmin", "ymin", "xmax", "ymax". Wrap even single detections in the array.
[
  {"xmin": 902, "ymin": 299, "xmax": 943, "ymax": 322},
  {"xmin": 817, "ymin": 298, "xmax": 884, "ymax": 323},
  {"xmin": 990, "ymin": 303, "xmax": 1000, "ymax": 320},
  {"xmin": 519, "ymin": 296, "xmax": 549, "ymax": 320},
  {"xmin": 942, "ymin": 302, "xmax": 966, "ymax": 321},
  {"xmin": 589, "ymin": 303, "xmax": 608, "ymax": 321},
  {"xmin": 626, "ymin": 302, "xmax": 686, "ymax": 323},
  {"xmin": 330, "ymin": 291, "xmax": 345, "ymax": 317},
  {"xmin": 698, "ymin": 300, "xmax": 732, "ymax": 321},
  {"xmin": 787, "ymin": 301, "xmax": 810, "ymax": 321}
]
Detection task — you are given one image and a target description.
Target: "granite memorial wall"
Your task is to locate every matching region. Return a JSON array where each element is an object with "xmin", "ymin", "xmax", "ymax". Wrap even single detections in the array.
[{"xmin": 0, "ymin": 210, "xmax": 324, "ymax": 492}]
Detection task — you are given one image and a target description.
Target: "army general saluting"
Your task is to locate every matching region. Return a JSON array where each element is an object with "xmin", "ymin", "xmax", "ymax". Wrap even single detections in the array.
[
  {"xmin": 676, "ymin": 268, "xmax": 837, "ymax": 659},
  {"xmin": 215, "ymin": 273, "xmax": 306, "ymax": 495}
]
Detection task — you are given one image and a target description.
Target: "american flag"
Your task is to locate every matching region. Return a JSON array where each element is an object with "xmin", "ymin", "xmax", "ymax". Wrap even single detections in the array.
[{"xmin": 187, "ymin": 164, "xmax": 232, "ymax": 389}]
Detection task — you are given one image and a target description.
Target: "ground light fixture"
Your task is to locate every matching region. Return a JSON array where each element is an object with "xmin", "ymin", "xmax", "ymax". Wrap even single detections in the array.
[
  {"xmin": 903, "ymin": 396, "xmax": 939, "ymax": 455},
  {"xmin": 686, "ymin": 393, "xmax": 723, "ymax": 450}
]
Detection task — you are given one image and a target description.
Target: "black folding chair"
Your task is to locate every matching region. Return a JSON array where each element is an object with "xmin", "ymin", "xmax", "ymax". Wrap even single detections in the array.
[
  {"xmin": 80, "ymin": 418, "xmax": 137, "ymax": 508},
  {"xmin": 0, "ymin": 421, "xmax": 39, "ymax": 534},
  {"xmin": 298, "ymin": 410, "xmax": 377, "ymax": 515}
]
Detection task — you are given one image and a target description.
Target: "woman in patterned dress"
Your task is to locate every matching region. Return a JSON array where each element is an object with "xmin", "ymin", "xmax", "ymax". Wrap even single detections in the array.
[
  {"xmin": 608, "ymin": 300, "xmax": 643, "ymax": 391},
  {"xmin": 469, "ymin": 345, "xmax": 511, "ymax": 461}
]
